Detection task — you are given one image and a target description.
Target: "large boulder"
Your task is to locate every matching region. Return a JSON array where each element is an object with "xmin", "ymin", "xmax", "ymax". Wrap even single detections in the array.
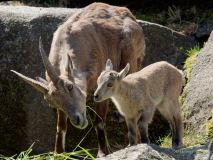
[
  {"xmin": 0, "ymin": 5, "xmax": 196, "ymax": 155},
  {"xmin": 0, "ymin": 5, "xmax": 77, "ymax": 155},
  {"xmin": 138, "ymin": 20, "xmax": 196, "ymax": 68},
  {"xmin": 97, "ymin": 143, "xmax": 209, "ymax": 160},
  {"xmin": 196, "ymin": 20, "xmax": 213, "ymax": 39},
  {"xmin": 182, "ymin": 31, "xmax": 213, "ymax": 135}
]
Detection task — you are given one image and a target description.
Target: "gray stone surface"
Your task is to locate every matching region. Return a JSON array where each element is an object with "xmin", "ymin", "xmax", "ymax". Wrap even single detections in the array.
[
  {"xmin": 0, "ymin": 5, "xmax": 196, "ymax": 155},
  {"xmin": 0, "ymin": 5, "xmax": 77, "ymax": 155},
  {"xmin": 98, "ymin": 143, "xmax": 209, "ymax": 160},
  {"xmin": 182, "ymin": 31, "xmax": 213, "ymax": 135},
  {"xmin": 138, "ymin": 20, "xmax": 196, "ymax": 68},
  {"xmin": 196, "ymin": 20, "xmax": 213, "ymax": 39}
]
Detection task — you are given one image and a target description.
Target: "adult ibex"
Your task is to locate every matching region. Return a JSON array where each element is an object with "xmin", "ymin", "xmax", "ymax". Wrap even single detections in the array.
[
  {"xmin": 11, "ymin": 3, "xmax": 145, "ymax": 157},
  {"xmin": 94, "ymin": 60, "xmax": 183, "ymax": 149}
]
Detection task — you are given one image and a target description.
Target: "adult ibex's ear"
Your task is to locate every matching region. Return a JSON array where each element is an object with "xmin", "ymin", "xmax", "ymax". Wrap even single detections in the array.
[
  {"xmin": 62, "ymin": 54, "xmax": 74, "ymax": 81},
  {"xmin": 118, "ymin": 63, "xmax": 130, "ymax": 80},
  {"xmin": 11, "ymin": 70, "xmax": 48, "ymax": 94},
  {"xmin": 106, "ymin": 59, "xmax": 113, "ymax": 71}
]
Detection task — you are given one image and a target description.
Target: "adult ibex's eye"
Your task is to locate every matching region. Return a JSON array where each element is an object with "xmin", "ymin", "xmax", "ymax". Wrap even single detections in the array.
[
  {"xmin": 107, "ymin": 83, "xmax": 113, "ymax": 87},
  {"xmin": 67, "ymin": 84, "xmax": 73, "ymax": 91}
]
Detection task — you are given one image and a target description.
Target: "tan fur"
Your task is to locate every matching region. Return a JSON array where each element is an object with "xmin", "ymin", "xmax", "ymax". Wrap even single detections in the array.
[
  {"xmin": 94, "ymin": 61, "xmax": 183, "ymax": 148},
  {"xmin": 11, "ymin": 3, "xmax": 145, "ymax": 156}
]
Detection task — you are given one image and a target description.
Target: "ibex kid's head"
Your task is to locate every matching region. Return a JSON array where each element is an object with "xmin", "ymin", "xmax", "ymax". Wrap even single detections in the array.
[
  {"xmin": 11, "ymin": 38, "xmax": 88, "ymax": 129},
  {"xmin": 94, "ymin": 59, "xmax": 130, "ymax": 102}
]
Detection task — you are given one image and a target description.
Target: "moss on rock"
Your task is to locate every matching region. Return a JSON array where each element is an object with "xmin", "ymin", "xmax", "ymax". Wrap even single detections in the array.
[
  {"xmin": 205, "ymin": 110, "xmax": 213, "ymax": 138},
  {"xmin": 184, "ymin": 45, "xmax": 200, "ymax": 81},
  {"xmin": 205, "ymin": 119, "xmax": 213, "ymax": 138}
]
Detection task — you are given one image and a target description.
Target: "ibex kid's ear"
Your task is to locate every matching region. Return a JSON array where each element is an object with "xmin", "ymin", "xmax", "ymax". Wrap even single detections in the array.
[
  {"xmin": 118, "ymin": 63, "xmax": 130, "ymax": 80},
  {"xmin": 105, "ymin": 59, "xmax": 113, "ymax": 71}
]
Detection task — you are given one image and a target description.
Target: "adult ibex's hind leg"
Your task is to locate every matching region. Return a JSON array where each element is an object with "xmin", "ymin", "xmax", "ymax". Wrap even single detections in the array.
[
  {"xmin": 95, "ymin": 101, "xmax": 109, "ymax": 157},
  {"xmin": 138, "ymin": 107, "xmax": 155, "ymax": 144},
  {"xmin": 157, "ymin": 100, "xmax": 183, "ymax": 149},
  {"xmin": 55, "ymin": 109, "xmax": 68, "ymax": 153}
]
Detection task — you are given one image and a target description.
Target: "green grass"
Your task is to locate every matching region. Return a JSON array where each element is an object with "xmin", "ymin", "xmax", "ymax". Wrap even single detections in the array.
[
  {"xmin": 184, "ymin": 45, "xmax": 201, "ymax": 80},
  {"xmin": 0, "ymin": 144, "xmax": 96, "ymax": 160},
  {"xmin": 0, "ymin": 102, "xmax": 121, "ymax": 160},
  {"xmin": 0, "ymin": 107, "xmax": 99, "ymax": 160}
]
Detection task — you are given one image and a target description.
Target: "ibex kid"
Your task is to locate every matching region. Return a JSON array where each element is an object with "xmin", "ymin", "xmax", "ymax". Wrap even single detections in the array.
[{"xmin": 94, "ymin": 59, "xmax": 184, "ymax": 149}]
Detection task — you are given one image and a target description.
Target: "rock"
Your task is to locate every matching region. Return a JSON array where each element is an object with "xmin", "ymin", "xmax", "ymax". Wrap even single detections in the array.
[
  {"xmin": 97, "ymin": 143, "xmax": 209, "ymax": 160},
  {"xmin": 0, "ymin": 1, "xmax": 24, "ymax": 6},
  {"xmin": 0, "ymin": 5, "xmax": 197, "ymax": 155},
  {"xmin": 196, "ymin": 20, "xmax": 213, "ymax": 39},
  {"xmin": 0, "ymin": 5, "xmax": 77, "ymax": 155},
  {"xmin": 138, "ymin": 20, "xmax": 196, "ymax": 68},
  {"xmin": 182, "ymin": 31, "xmax": 213, "ymax": 136}
]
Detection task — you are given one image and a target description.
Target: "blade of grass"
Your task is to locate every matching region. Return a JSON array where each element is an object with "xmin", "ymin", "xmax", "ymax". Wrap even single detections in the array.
[
  {"xmin": 53, "ymin": 153, "xmax": 79, "ymax": 160},
  {"xmin": 72, "ymin": 126, "xmax": 93, "ymax": 152},
  {"xmin": 16, "ymin": 143, "xmax": 34, "ymax": 159},
  {"xmin": 78, "ymin": 146, "xmax": 96, "ymax": 160},
  {"xmin": 87, "ymin": 106, "xmax": 102, "ymax": 120}
]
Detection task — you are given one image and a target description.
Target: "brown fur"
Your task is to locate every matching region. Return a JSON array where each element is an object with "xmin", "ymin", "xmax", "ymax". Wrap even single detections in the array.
[
  {"xmin": 11, "ymin": 2, "xmax": 145, "ymax": 157},
  {"xmin": 94, "ymin": 60, "xmax": 183, "ymax": 149}
]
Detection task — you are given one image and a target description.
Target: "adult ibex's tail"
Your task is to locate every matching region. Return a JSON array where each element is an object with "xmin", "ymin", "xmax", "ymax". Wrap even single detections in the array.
[{"xmin": 179, "ymin": 69, "xmax": 186, "ymax": 87}]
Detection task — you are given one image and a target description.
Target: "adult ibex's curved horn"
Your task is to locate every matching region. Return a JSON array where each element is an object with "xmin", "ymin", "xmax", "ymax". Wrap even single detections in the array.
[
  {"xmin": 39, "ymin": 37, "xmax": 59, "ymax": 84},
  {"xmin": 11, "ymin": 70, "xmax": 48, "ymax": 94}
]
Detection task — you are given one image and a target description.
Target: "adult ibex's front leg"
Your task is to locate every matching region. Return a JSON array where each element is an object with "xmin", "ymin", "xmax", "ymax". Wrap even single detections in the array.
[
  {"xmin": 95, "ymin": 101, "xmax": 109, "ymax": 157},
  {"xmin": 55, "ymin": 109, "xmax": 68, "ymax": 153}
]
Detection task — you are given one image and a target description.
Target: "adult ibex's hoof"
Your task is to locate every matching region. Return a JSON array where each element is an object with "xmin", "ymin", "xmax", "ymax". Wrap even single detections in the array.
[
  {"xmin": 172, "ymin": 143, "xmax": 183, "ymax": 150},
  {"xmin": 97, "ymin": 150, "xmax": 106, "ymax": 158}
]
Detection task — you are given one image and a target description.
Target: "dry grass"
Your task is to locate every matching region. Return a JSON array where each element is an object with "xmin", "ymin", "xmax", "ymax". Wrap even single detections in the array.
[{"xmin": 160, "ymin": 133, "xmax": 208, "ymax": 148}]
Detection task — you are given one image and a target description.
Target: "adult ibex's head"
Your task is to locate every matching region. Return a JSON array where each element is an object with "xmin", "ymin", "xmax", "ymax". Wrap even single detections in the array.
[
  {"xmin": 11, "ymin": 38, "xmax": 88, "ymax": 129},
  {"xmin": 94, "ymin": 59, "xmax": 130, "ymax": 102}
]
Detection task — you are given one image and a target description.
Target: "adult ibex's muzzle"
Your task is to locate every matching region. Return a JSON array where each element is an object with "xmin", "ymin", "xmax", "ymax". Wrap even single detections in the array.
[
  {"xmin": 72, "ymin": 113, "xmax": 81, "ymax": 126},
  {"xmin": 69, "ymin": 112, "xmax": 88, "ymax": 129}
]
